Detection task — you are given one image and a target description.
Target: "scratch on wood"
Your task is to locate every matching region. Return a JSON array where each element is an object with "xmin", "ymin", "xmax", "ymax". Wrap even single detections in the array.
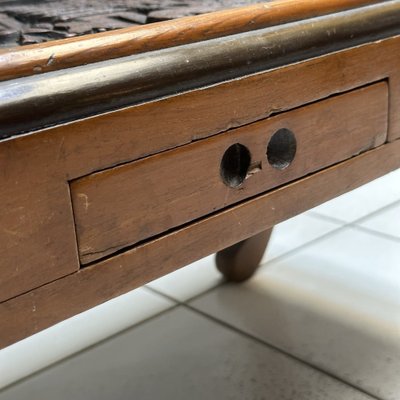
[
  {"xmin": 78, "ymin": 193, "xmax": 90, "ymax": 211},
  {"xmin": 232, "ymin": 210, "xmax": 242, "ymax": 226},
  {"xmin": 3, "ymin": 228, "xmax": 21, "ymax": 237},
  {"xmin": 47, "ymin": 53, "xmax": 56, "ymax": 66},
  {"xmin": 57, "ymin": 136, "xmax": 66, "ymax": 160}
]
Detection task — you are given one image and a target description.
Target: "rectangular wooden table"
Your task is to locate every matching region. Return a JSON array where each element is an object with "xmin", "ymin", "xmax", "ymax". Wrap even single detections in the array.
[{"xmin": 0, "ymin": 0, "xmax": 399, "ymax": 349}]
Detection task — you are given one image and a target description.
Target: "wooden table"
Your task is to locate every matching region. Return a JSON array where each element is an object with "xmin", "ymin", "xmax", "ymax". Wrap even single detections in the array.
[{"xmin": 0, "ymin": 0, "xmax": 399, "ymax": 349}]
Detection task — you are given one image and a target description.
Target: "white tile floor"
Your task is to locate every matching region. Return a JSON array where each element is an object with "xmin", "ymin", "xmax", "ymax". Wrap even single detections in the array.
[{"xmin": 1, "ymin": 169, "xmax": 399, "ymax": 400}]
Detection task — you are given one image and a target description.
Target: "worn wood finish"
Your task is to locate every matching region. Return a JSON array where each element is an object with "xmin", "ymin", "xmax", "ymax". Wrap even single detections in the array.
[
  {"xmin": 1, "ymin": 139, "xmax": 400, "ymax": 349},
  {"xmin": 0, "ymin": 38, "xmax": 399, "ymax": 303},
  {"xmin": 0, "ymin": 0, "xmax": 383, "ymax": 81},
  {"xmin": 1, "ymin": 1, "xmax": 400, "ymax": 139},
  {"xmin": 1, "ymin": 35, "xmax": 399, "ymax": 303},
  {"xmin": 0, "ymin": 133, "xmax": 80, "ymax": 303},
  {"xmin": 216, "ymin": 229, "xmax": 273, "ymax": 282},
  {"xmin": 71, "ymin": 83, "xmax": 388, "ymax": 264},
  {"xmin": 48, "ymin": 35, "xmax": 400, "ymax": 180}
]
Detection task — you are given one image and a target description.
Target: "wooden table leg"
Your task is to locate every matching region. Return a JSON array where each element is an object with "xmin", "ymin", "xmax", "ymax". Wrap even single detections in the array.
[{"xmin": 216, "ymin": 228, "xmax": 273, "ymax": 282}]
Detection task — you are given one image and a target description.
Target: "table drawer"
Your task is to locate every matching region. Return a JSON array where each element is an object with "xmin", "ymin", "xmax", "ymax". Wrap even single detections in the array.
[{"xmin": 71, "ymin": 82, "xmax": 388, "ymax": 264}]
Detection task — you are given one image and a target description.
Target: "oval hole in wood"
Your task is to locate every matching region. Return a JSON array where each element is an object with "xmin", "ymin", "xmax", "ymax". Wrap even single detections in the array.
[
  {"xmin": 220, "ymin": 143, "xmax": 251, "ymax": 188},
  {"xmin": 267, "ymin": 128, "xmax": 297, "ymax": 170}
]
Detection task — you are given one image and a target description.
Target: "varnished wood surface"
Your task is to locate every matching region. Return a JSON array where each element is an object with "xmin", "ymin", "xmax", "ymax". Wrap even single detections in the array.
[
  {"xmin": 0, "ymin": 132, "xmax": 80, "ymax": 303},
  {"xmin": 216, "ymin": 229, "xmax": 273, "ymax": 282},
  {"xmin": 0, "ymin": 0, "xmax": 382, "ymax": 81},
  {"xmin": 1, "ymin": 139, "xmax": 400, "ymax": 349},
  {"xmin": 51, "ymin": 35, "xmax": 400, "ymax": 176},
  {"xmin": 71, "ymin": 83, "xmax": 388, "ymax": 264},
  {"xmin": 1, "ymin": 1, "xmax": 400, "ymax": 139},
  {"xmin": 1, "ymin": 36, "xmax": 399, "ymax": 303}
]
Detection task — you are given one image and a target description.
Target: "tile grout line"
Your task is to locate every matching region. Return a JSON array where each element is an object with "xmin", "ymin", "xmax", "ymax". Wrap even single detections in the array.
[
  {"xmin": 146, "ymin": 221, "xmax": 351, "ymax": 306},
  {"xmin": 147, "ymin": 197, "xmax": 400, "ymax": 306},
  {"xmin": 0, "ymin": 302, "xmax": 182, "ymax": 394},
  {"xmin": 145, "ymin": 285, "xmax": 381, "ymax": 400},
  {"xmin": 117, "ymin": 194, "xmax": 400, "ymax": 396},
  {"xmin": 350, "ymin": 224, "xmax": 400, "ymax": 243},
  {"xmin": 307, "ymin": 199, "xmax": 400, "ymax": 243},
  {"xmin": 145, "ymin": 280, "xmax": 225, "ymax": 304},
  {"xmin": 310, "ymin": 197, "xmax": 400, "ymax": 227},
  {"xmin": 307, "ymin": 211, "xmax": 347, "ymax": 225},
  {"xmin": 4, "ymin": 196, "xmax": 398, "ymax": 395},
  {"xmin": 0, "ymin": 219, "xmax": 354, "ymax": 393},
  {"xmin": 260, "ymin": 222, "xmax": 347, "ymax": 265},
  {"xmin": 184, "ymin": 304, "xmax": 384, "ymax": 400},
  {"xmin": 143, "ymin": 202, "xmax": 400, "ymax": 397},
  {"xmin": 350, "ymin": 198, "xmax": 400, "ymax": 224},
  {"xmin": 2, "ymin": 192, "xmax": 399, "ymax": 395}
]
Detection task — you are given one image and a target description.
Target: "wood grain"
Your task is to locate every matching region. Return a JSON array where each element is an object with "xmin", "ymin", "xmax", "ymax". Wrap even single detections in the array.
[
  {"xmin": 0, "ymin": 133, "xmax": 80, "ymax": 303},
  {"xmin": 0, "ymin": 0, "xmax": 398, "ymax": 351},
  {"xmin": 0, "ymin": 0, "xmax": 383, "ymax": 82},
  {"xmin": 1, "ymin": 1, "xmax": 400, "ymax": 139},
  {"xmin": 1, "ymin": 139, "xmax": 400, "ymax": 349},
  {"xmin": 0, "ymin": 37, "xmax": 399, "ymax": 303},
  {"xmin": 71, "ymin": 83, "xmax": 388, "ymax": 264},
  {"xmin": 50, "ymin": 35, "xmax": 400, "ymax": 181}
]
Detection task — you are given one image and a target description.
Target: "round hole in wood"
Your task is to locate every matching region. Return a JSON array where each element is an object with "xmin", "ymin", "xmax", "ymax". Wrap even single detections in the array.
[
  {"xmin": 267, "ymin": 128, "xmax": 297, "ymax": 170},
  {"xmin": 220, "ymin": 143, "xmax": 251, "ymax": 188}
]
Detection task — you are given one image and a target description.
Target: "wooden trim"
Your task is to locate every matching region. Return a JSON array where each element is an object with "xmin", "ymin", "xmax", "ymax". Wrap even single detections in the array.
[
  {"xmin": 1, "ymin": 139, "xmax": 399, "ymax": 349},
  {"xmin": 1, "ymin": 0, "xmax": 400, "ymax": 140},
  {"xmin": 0, "ymin": 0, "xmax": 384, "ymax": 82}
]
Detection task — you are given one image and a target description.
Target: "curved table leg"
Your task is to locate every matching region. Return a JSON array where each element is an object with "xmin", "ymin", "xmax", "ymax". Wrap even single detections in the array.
[{"xmin": 216, "ymin": 228, "xmax": 273, "ymax": 282}]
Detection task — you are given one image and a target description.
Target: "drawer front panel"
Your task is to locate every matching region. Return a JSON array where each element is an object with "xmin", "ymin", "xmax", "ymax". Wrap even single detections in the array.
[{"xmin": 71, "ymin": 82, "xmax": 388, "ymax": 264}]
